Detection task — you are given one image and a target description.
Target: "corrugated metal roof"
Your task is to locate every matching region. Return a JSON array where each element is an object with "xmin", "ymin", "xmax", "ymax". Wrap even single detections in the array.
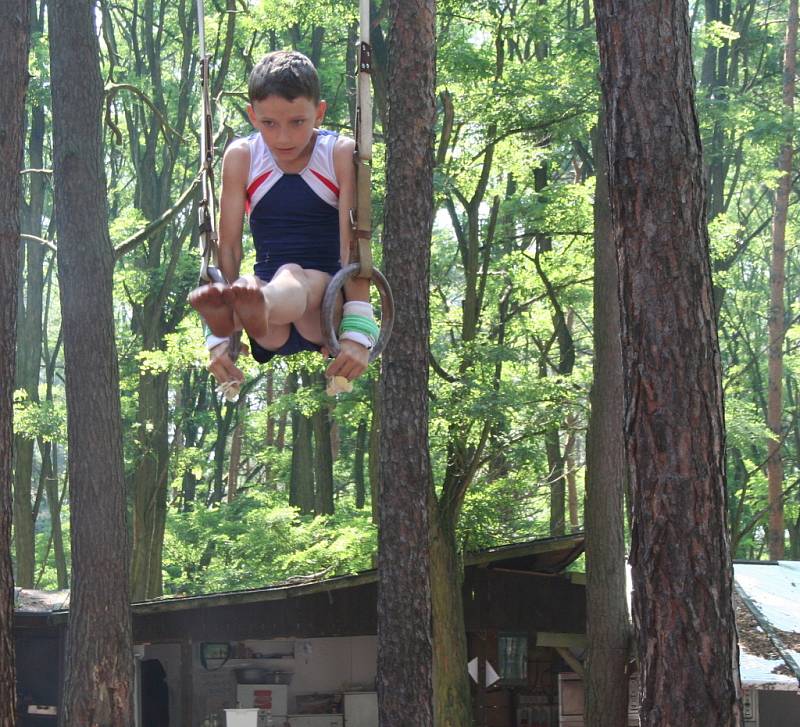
[{"xmin": 734, "ymin": 561, "xmax": 800, "ymax": 690}]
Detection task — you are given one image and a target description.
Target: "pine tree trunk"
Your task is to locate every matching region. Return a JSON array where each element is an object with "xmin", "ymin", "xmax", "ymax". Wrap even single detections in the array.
[
  {"xmin": 0, "ymin": 0, "xmax": 29, "ymax": 720},
  {"xmin": 594, "ymin": 0, "xmax": 742, "ymax": 724},
  {"xmin": 584, "ymin": 122, "xmax": 630, "ymax": 727},
  {"xmin": 766, "ymin": 0, "xmax": 797, "ymax": 560},
  {"xmin": 49, "ymin": 0, "xmax": 133, "ymax": 721},
  {"xmin": 377, "ymin": 0, "xmax": 436, "ymax": 724}
]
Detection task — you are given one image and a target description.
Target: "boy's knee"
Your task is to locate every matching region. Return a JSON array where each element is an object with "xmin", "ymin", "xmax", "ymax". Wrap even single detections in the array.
[{"xmin": 274, "ymin": 263, "xmax": 304, "ymax": 279}]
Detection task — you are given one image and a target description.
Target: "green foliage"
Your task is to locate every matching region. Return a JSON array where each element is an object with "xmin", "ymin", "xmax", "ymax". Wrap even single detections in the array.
[
  {"xmin": 162, "ymin": 492, "xmax": 376, "ymax": 595},
  {"xmin": 14, "ymin": 0, "xmax": 800, "ymax": 598}
]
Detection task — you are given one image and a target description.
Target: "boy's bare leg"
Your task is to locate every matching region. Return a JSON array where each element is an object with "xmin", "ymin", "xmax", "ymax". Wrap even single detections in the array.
[
  {"xmin": 229, "ymin": 265, "xmax": 329, "ymax": 347},
  {"xmin": 188, "ymin": 283, "xmax": 236, "ymax": 336}
]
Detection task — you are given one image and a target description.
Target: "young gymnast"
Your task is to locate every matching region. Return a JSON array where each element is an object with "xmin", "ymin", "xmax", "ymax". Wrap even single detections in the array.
[{"xmin": 189, "ymin": 50, "xmax": 377, "ymax": 391}]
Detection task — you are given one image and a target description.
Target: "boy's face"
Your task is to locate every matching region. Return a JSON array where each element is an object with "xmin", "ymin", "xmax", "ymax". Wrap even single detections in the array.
[{"xmin": 247, "ymin": 95, "xmax": 327, "ymax": 168}]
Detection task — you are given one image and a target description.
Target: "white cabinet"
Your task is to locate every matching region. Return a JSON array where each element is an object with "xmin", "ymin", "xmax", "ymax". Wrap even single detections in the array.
[
  {"xmin": 343, "ymin": 692, "xmax": 378, "ymax": 727},
  {"xmin": 287, "ymin": 716, "xmax": 343, "ymax": 727}
]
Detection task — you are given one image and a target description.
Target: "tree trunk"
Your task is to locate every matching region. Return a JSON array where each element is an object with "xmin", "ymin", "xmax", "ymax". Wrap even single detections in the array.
[
  {"xmin": 584, "ymin": 122, "xmax": 630, "ymax": 727},
  {"xmin": 130, "ymin": 370, "xmax": 170, "ymax": 600},
  {"xmin": 594, "ymin": 0, "xmax": 743, "ymax": 724},
  {"xmin": 312, "ymin": 379, "xmax": 335, "ymax": 516},
  {"xmin": 354, "ymin": 418, "xmax": 368, "ymax": 509},
  {"xmin": 49, "ymin": 0, "xmax": 133, "ymax": 721},
  {"xmin": 430, "ymin": 511, "xmax": 471, "ymax": 727},
  {"xmin": 41, "ymin": 440, "xmax": 68, "ymax": 589},
  {"xmin": 228, "ymin": 396, "xmax": 246, "ymax": 502},
  {"xmin": 0, "ymin": 0, "xmax": 29, "ymax": 720},
  {"xmin": 369, "ymin": 376, "xmax": 381, "ymax": 523},
  {"xmin": 13, "ymin": 100, "xmax": 47, "ymax": 589},
  {"xmin": 377, "ymin": 0, "xmax": 436, "ymax": 724},
  {"xmin": 766, "ymin": 0, "xmax": 797, "ymax": 560},
  {"xmin": 289, "ymin": 372, "xmax": 315, "ymax": 515}
]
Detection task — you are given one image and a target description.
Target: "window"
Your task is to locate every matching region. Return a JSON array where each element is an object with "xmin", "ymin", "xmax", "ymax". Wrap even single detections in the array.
[{"xmin": 498, "ymin": 632, "xmax": 528, "ymax": 683}]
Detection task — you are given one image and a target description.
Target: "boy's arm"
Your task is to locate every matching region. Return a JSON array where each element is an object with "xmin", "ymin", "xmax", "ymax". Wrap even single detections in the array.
[
  {"xmin": 335, "ymin": 135, "xmax": 370, "ymax": 303},
  {"xmin": 207, "ymin": 140, "xmax": 249, "ymax": 386},
  {"xmin": 216, "ymin": 139, "xmax": 249, "ymax": 285},
  {"xmin": 325, "ymin": 135, "xmax": 371, "ymax": 382}
]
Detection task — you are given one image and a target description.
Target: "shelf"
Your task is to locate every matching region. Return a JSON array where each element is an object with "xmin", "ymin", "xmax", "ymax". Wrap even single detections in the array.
[{"xmin": 218, "ymin": 657, "xmax": 295, "ymax": 670}]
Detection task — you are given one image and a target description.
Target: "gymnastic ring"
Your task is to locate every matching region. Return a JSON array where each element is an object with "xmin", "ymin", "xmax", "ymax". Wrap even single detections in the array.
[{"xmin": 321, "ymin": 262, "xmax": 395, "ymax": 363}]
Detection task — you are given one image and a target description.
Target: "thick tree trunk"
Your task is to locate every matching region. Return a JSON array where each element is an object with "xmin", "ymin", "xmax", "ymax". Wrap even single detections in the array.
[
  {"xmin": 595, "ymin": 1, "xmax": 743, "ymax": 725},
  {"xmin": 766, "ymin": 0, "xmax": 797, "ymax": 560},
  {"xmin": 584, "ymin": 123, "xmax": 630, "ymax": 727},
  {"xmin": 0, "ymin": 0, "xmax": 29, "ymax": 721},
  {"xmin": 49, "ymin": 0, "xmax": 133, "ymax": 722},
  {"xmin": 430, "ymin": 512, "xmax": 471, "ymax": 727},
  {"xmin": 377, "ymin": 0, "xmax": 436, "ymax": 724}
]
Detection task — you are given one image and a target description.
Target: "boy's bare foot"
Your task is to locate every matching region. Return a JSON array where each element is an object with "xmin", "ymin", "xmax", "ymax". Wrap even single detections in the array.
[
  {"xmin": 188, "ymin": 283, "xmax": 236, "ymax": 336},
  {"xmin": 228, "ymin": 277, "xmax": 271, "ymax": 343}
]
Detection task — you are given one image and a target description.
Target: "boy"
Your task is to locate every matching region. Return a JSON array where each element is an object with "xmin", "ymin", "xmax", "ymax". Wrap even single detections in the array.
[{"xmin": 190, "ymin": 51, "xmax": 376, "ymax": 390}]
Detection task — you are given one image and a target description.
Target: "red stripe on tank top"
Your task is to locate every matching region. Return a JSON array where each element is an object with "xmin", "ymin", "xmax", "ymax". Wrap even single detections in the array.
[
  {"xmin": 245, "ymin": 170, "xmax": 272, "ymax": 213},
  {"xmin": 310, "ymin": 169, "xmax": 339, "ymax": 196}
]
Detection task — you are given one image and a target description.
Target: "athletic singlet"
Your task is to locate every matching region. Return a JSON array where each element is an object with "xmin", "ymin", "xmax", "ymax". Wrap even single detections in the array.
[{"xmin": 245, "ymin": 129, "xmax": 341, "ymax": 282}]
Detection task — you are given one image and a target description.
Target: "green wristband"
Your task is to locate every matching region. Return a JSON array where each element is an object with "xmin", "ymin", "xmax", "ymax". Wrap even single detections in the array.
[{"xmin": 340, "ymin": 314, "xmax": 380, "ymax": 339}]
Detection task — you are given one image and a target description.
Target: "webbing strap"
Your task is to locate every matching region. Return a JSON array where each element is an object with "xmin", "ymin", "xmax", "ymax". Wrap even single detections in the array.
[{"xmin": 352, "ymin": 0, "xmax": 374, "ymax": 280}]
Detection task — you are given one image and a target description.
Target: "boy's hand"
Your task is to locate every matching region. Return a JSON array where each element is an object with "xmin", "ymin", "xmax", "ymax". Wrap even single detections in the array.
[
  {"xmin": 325, "ymin": 339, "xmax": 369, "ymax": 382},
  {"xmin": 208, "ymin": 341, "xmax": 247, "ymax": 388}
]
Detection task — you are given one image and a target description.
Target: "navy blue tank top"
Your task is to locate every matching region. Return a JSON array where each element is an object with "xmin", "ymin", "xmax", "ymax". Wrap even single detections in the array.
[{"xmin": 248, "ymin": 132, "xmax": 341, "ymax": 282}]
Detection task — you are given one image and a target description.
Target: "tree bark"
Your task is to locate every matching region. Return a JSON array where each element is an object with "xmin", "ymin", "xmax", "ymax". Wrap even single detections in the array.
[
  {"xmin": 766, "ymin": 0, "xmax": 797, "ymax": 560},
  {"xmin": 0, "ymin": 0, "xmax": 29, "ymax": 721},
  {"xmin": 584, "ymin": 122, "xmax": 630, "ymax": 727},
  {"xmin": 377, "ymin": 0, "xmax": 436, "ymax": 724},
  {"xmin": 594, "ymin": 0, "xmax": 743, "ymax": 724},
  {"xmin": 49, "ymin": 0, "xmax": 133, "ymax": 721}
]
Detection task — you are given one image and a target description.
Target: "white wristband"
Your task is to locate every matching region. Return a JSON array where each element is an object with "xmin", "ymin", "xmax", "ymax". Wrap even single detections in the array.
[
  {"xmin": 341, "ymin": 331, "xmax": 373, "ymax": 349},
  {"xmin": 343, "ymin": 300, "xmax": 375, "ymax": 320},
  {"xmin": 206, "ymin": 334, "xmax": 229, "ymax": 350}
]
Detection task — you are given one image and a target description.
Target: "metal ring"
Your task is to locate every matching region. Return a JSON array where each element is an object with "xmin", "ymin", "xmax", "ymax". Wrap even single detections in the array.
[{"xmin": 321, "ymin": 263, "xmax": 395, "ymax": 363}]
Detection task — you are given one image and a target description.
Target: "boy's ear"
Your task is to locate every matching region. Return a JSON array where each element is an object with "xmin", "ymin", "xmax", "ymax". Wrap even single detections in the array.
[
  {"xmin": 315, "ymin": 100, "xmax": 328, "ymax": 125},
  {"xmin": 246, "ymin": 103, "xmax": 257, "ymax": 126}
]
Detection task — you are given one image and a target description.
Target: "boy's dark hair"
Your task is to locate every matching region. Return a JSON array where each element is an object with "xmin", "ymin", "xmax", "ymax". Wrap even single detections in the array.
[{"xmin": 248, "ymin": 51, "xmax": 321, "ymax": 104}]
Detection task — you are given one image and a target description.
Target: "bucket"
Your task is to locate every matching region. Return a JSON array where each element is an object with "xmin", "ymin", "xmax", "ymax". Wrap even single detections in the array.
[{"xmin": 224, "ymin": 708, "xmax": 262, "ymax": 727}]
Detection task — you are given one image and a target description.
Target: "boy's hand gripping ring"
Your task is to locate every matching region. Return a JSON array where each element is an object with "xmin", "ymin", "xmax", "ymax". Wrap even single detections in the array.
[{"xmin": 320, "ymin": 263, "xmax": 394, "ymax": 363}]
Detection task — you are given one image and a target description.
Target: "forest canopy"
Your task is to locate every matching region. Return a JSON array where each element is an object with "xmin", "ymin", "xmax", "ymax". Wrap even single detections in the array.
[{"xmin": 12, "ymin": 0, "xmax": 799, "ymax": 600}]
